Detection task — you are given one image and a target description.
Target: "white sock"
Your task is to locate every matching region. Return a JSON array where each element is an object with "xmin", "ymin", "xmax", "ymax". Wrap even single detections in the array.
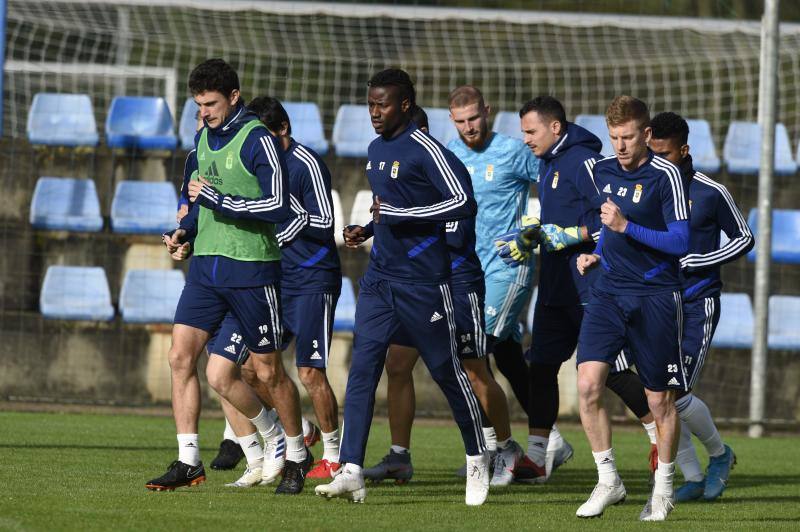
[
  {"xmin": 676, "ymin": 420, "xmax": 704, "ymax": 482},
  {"xmin": 390, "ymin": 445, "xmax": 409, "ymax": 454},
  {"xmin": 482, "ymin": 426, "xmax": 497, "ymax": 452},
  {"xmin": 547, "ymin": 424, "xmax": 565, "ymax": 450},
  {"xmin": 676, "ymin": 393, "xmax": 725, "ymax": 458},
  {"xmin": 223, "ymin": 418, "xmax": 238, "ymax": 443},
  {"xmin": 592, "ymin": 448, "xmax": 620, "ymax": 486},
  {"xmin": 654, "ymin": 459, "xmax": 675, "ymax": 497},
  {"xmin": 322, "ymin": 429, "xmax": 340, "ymax": 462},
  {"xmin": 249, "ymin": 407, "xmax": 278, "ymax": 441},
  {"xmin": 177, "ymin": 433, "xmax": 200, "ymax": 466},
  {"xmin": 302, "ymin": 417, "xmax": 313, "ymax": 439},
  {"xmin": 496, "ymin": 437, "xmax": 511, "ymax": 450},
  {"xmin": 344, "ymin": 463, "xmax": 362, "ymax": 475},
  {"xmin": 238, "ymin": 432, "xmax": 263, "ymax": 467},
  {"xmin": 527, "ymin": 435, "xmax": 548, "ymax": 466},
  {"xmin": 642, "ymin": 421, "xmax": 657, "ymax": 445},
  {"xmin": 285, "ymin": 433, "xmax": 307, "ymax": 463}
]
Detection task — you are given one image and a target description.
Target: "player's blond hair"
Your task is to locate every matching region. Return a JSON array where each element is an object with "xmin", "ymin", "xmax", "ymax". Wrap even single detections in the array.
[
  {"xmin": 606, "ymin": 95, "xmax": 650, "ymax": 129},
  {"xmin": 448, "ymin": 85, "xmax": 485, "ymax": 110}
]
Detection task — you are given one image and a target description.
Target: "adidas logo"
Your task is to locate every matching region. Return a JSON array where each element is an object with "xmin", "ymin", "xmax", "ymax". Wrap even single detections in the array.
[
  {"xmin": 461, "ymin": 346, "xmax": 473, "ymax": 354},
  {"xmin": 667, "ymin": 377, "xmax": 680, "ymax": 386},
  {"xmin": 205, "ymin": 160, "xmax": 220, "ymax": 177},
  {"xmin": 310, "ymin": 351, "xmax": 322, "ymax": 360},
  {"xmin": 184, "ymin": 442, "xmax": 196, "ymax": 448},
  {"xmin": 430, "ymin": 311, "xmax": 443, "ymax": 323},
  {"xmin": 603, "ymin": 183, "xmax": 612, "ymax": 193},
  {"xmin": 224, "ymin": 344, "xmax": 237, "ymax": 354},
  {"xmin": 258, "ymin": 337, "xmax": 270, "ymax": 347},
  {"xmin": 248, "ymin": 441, "xmax": 260, "ymax": 448},
  {"xmin": 599, "ymin": 457, "xmax": 612, "ymax": 464}
]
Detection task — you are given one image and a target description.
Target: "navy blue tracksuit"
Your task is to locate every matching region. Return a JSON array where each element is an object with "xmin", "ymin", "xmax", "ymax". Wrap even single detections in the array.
[{"xmin": 339, "ymin": 123, "xmax": 485, "ymax": 466}]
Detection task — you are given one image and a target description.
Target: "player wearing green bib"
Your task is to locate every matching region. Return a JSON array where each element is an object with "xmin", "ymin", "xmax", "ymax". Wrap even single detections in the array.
[{"xmin": 148, "ymin": 59, "xmax": 311, "ymax": 495}]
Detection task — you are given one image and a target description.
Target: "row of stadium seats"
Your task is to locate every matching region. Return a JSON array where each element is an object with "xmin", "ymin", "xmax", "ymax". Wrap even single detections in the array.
[
  {"xmin": 39, "ymin": 265, "xmax": 357, "ymax": 331},
  {"xmin": 525, "ymin": 290, "xmax": 800, "ymax": 351},
  {"xmin": 28, "ymin": 177, "xmax": 800, "ymax": 265},
  {"xmin": 26, "ymin": 93, "xmax": 800, "ymax": 175},
  {"xmin": 30, "ymin": 177, "xmax": 178, "ymax": 234}
]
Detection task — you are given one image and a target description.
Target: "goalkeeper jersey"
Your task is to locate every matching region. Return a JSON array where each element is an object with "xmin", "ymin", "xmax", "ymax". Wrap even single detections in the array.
[{"xmin": 447, "ymin": 132, "xmax": 539, "ymax": 283}]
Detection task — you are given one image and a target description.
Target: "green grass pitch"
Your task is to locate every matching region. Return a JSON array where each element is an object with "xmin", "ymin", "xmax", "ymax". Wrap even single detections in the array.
[{"xmin": 0, "ymin": 411, "xmax": 798, "ymax": 531}]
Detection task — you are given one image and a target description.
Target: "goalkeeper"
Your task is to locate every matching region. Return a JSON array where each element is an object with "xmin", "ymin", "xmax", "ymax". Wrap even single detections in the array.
[{"xmin": 495, "ymin": 96, "xmax": 654, "ymax": 483}]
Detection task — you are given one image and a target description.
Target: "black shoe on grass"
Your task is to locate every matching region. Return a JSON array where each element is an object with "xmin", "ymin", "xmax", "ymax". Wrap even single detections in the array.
[
  {"xmin": 275, "ymin": 448, "xmax": 313, "ymax": 495},
  {"xmin": 210, "ymin": 439, "xmax": 244, "ymax": 470},
  {"xmin": 146, "ymin": 460, "xmax": 205, "ymax": 491}
]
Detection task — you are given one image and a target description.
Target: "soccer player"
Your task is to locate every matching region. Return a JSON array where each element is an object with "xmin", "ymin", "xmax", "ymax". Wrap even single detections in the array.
[
  {"xmin": 575, "ymin": 96, "xmax": 689, "ymax": 521},
  {"xmin": 494, "ymin": 95, "xmax": 655, "ymax": 483},
  {"xmin": 315, "ymin": 69, "xmax": 488, "ymax": 505},
  {"xmin": 447, "ymin": 86, "xmax": 537, "ymax": 425},
  {"xmin": 649, "ymin": 112, "xmax": 751, "ymax": 502},
  {"xmin": 247, "ymin": 96, "xmax": 343, "ymax": 479},
  {"xmin": 147, "ymin": 58, "xmax": 310, "ymax": 495},
  {"xmin": 348, "ymin": 176, "xmax": 523, "ymax": 487}
]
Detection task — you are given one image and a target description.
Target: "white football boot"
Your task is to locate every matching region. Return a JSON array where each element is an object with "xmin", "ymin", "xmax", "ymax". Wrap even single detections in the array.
[
  {"xmin": 465, "ymin": 452, "xmax": 490, "ymax": 506},
  {"xmin": 576, "ymin": 481, "xmax": 626, "ymax": 518},
  {"xmin": 225, "ymin": 464, "xmax": 264, "ymax": 487},
  {"xmin": 315, "ymin": 464, "xmax": 366, "ymax": 502},
  {"xmin": 260, "ymin": 432, "xmax": 286, "ymax": 485}
]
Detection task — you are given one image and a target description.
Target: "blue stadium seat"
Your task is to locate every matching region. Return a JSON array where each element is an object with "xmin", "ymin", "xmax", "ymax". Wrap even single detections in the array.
[
  {"xmin": 332, "ymin": 104, "xmax": 375, "ymax": 157},
  {"xmin": 111, "ymin": 181, "xmax": 178, "ymax": 234},
  {"xmin": 574, "ymin": 115, "xmax": 614, "ymax": 157},
  {"xmin": 284, "ymin": 102, "xmax": 329, "ymax": 155},
  {"xmin": 769, "ymin": 296, "xmax": 800, "ymax": 350},
  {"xmin": 711, "ymin": 293, "xmax": 754, "ymax": 349},
  {"xmin": 333, "ymin": 277, "xmax": 356, "ymax": 332},
  {"xmin": 426, "ymin": 108, "xmax": 459, "ymax": 146},
  {"xmin": 120, "ymin": 269, "xmax": 185, "ymax": 323},
  {"xmin": 723, "ymin": 121, "xmax": 797, "ymax": 175},
  {"xmin": 492, "ymin": 111, "xmax": 523, "ymax": 140},
  {"xmin": 105, "ymin": 96, "xmax": 177, "ymax": 150},
  {"xmin": 686, "ymin": 119, "xmax": 721, "ymax": 174},
  {"xmin": 27, "ymin": 93, "xmax": 99, "ymax": 147},
  {"xmin": 40, "ymin": 266, "xmax": 114, "ymax": 321},
  {"xmin": 179, "ymin": 98, "xmax": 199, "ymax": 151},
  {"xmin": 746, "ymin": 208, "xmax": 800, "ymax": 264},
  {"xmin": 30, "ymin": 177, "xmax": 103, "ymax": 232}
]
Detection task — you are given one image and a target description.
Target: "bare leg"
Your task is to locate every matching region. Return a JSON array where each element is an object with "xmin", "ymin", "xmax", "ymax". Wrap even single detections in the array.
[
  {"xmin": 577, "ymin": 361, "xmax": 612, "ymax": 452},
  {"xmin": 385, "ymin": 345, "xmax": 420, "ymax": 449},
  {"xmin": 645, "ymin": 389, "xmax": 679, "ymax": 462},
  {"xmin": 462, "ymin": 358, "xmax": 511, "ymax": 442},
  {"xmin": 249, "ymin": 351, "xmax": 302, "ymax": 437},
  {"xmin": 206, "ymin": 354, "xmax": 266, "ymax": 419},
  {"xmin": 298, "ymin": 366, "xmax": 339, "ymax": 433},
  {"xmin": 169, "ymin": 324, "xmax": 210, "ymax": 434},
  {"xmin": 219, "ymin": 395, "xmax": 256, "ymax": 437}
]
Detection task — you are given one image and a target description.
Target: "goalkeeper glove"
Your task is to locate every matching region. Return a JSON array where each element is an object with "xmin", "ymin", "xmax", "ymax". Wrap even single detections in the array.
[
  {"xmin": 494, "ymin": 216, "xmax": 541, "ymax": 267},
  {"xmin": 539, "ymin": 224, "xmax": 584, "ymax": 252}
]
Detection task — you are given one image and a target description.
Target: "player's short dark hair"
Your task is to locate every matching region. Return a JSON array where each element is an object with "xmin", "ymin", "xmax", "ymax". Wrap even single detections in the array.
[
  {"xmin": 368, "ymin": 68, "xmax": 416, "ymax": 106},
  {"xmin": 410, "ymin": 105, "xmax": 429, "ymax": 130},
  {"xmin": 448, "ymin": 85, "xmax": 485, "ymax": 110},
  {"xmin": 248, "ymin": 96, "xmax": 292, "ymax": 136},
  {"xmin": 188, "ymin": 58, "xmax": 240, "ymax": 97},
  {"xmin": 519, "ymin": 95, "xmax": 567, "ymax": 131},
  {"xmin": 606, "ymin": 95, "xmax": 650, "ymax": 129},
  {"xmin": 650, "ymin": 111, "xmax": 689, "ymax": 146}
]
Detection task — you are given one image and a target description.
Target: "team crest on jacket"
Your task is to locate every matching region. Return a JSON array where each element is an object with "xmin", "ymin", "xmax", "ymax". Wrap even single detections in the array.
[
  {"xmin": 391, "ymin": 161, "xmax": 400, "ymax": 179},
  {"xmin": 485, "ymin": 164, "xmax": 494, "ymax": 181},
  {"xmin": 551, "ymin": 171, "xmax": 560, "ymax": 189},
  {"xmin": 632, "ymin": 184, "xmax": 643, "ymax": 203}
]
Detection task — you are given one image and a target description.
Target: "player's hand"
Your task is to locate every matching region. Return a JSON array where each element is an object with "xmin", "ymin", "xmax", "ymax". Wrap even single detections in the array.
[
  {"xmin": 163, "ymin": 229, "xmax": 186, "ymax": 254},
  {"xmin": 539, "ymin": 224, "xmax": 583, "ymax": 251},
  {"xmin": 600, "ymin": 198, "xmax": 628, "ymax": 233},
  {"xmin": 176, "ymin": 204, "xmax": 189, "ymax": 223},
  {"xmin": 494, "ymin": 231, "xmax": 528, "ymax": 267},
  {"xmin": 171, "ymin": 242, "xmax": 191, "ymax": 261},
  {"xmin": 370, "ymin": 195, "xmax": 381, "ymax": 224},
  {"xmin": 577, "ymin": 253, "xmax": 600, "ymax": 275},
  {"xmin": 187, "ymin": 176, "xmax": 211, "ymax": 203},
  {"xmin": 344, "ymin": 225, "xmax": 367, "ymax": 248}
]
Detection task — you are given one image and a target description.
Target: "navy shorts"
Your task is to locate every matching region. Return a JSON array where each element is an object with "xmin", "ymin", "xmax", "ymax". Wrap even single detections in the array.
[
  {"xmin": 528, "ymin": 302, "xmax": 583, "ymax": 365},
  {"xmin": 388, "ymin": 286, "xmax": 487, "ymax": 360},
  {"xmin": 281, "ymin": 291, "xmax": 339, "ymax": 369},
  {"xmin": 577, "ymin": 288, "xmax": 687, "ymax": 392},
  {"xmin": 208, "ymin": 313, "xmax": 250, "ymax": 366},
  {"xmin": 173, "ymin": 281, "xmax": 282, "ymax": 355},
  {"xmin": 681, "ymin": 296, "xmax": 720, "ymax": 390}
]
